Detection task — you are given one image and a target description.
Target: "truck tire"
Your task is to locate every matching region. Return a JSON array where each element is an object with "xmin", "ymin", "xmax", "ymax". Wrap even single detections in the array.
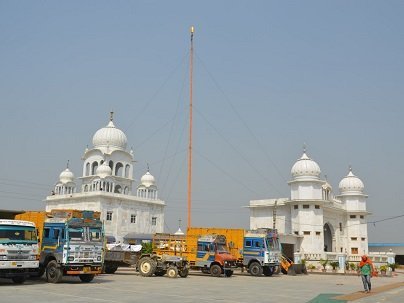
[
  {"xmin": 46, "ymin": 260, "xmax": 63, "ymax": 283},
  {"xmin": 104, "ymin": 265, "xmax": 119, "ymax": 274},
  {"xmin": 179, "ymin": 268, "xmax": 189, "ymax": 278},
  {"xmin": 11, "ymin": 276, "xmax": 26, "ymax": 284},
  {"xmin": 263, "ymin": 266, "xmax": 274, "ymax": 276},
  {"xmin": 79, "ymin": 274, "xmax": 95, "ymax": 283},
  {"xmin": 224, "ymin": 270, "xmax": 233, "ymax": 277},
  {"xmin": 139, "ymin": 257, "xmax": 157, "ymax": 277},
  {"xmin": 210, "ymin": 264, "xmax": 222, "ymax": 277},
  {"xmin": 166, "ymin": 266, "xmax": 178, "ymax": 278},
  {"xmin": 249, "ymin": 262, "xmax": 263, "ymax": 276}
]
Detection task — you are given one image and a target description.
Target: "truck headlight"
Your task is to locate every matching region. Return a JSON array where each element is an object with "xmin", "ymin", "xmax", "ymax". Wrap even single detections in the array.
[
  {"xmin": 0, "ymin": 255, "xmax": 7, "ymax": 260},
  {"xmin": 28, "ymin": 255, "xmax": 37, "ymax": 260},
  {"xmin": 68, "ymin": 256, "xmax": 75, "ymax": 261},
  {"xmin": 97, "ymin": 256, "xmax": 101, "ymax": 261}
]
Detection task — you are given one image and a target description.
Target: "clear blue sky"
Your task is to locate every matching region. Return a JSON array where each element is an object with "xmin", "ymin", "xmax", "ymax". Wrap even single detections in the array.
[{"xmin": 1, "ymin": 1, "xmax": 403, "ymax": 242}]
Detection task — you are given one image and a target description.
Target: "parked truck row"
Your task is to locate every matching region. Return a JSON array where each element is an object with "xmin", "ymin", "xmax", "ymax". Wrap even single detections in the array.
[{"xmin": 0, "ymin": 209, "xmax": 283, "ymax": 283}]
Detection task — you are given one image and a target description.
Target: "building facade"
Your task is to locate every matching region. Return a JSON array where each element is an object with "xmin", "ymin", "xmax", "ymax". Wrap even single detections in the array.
[
  {"xmin": 248, "ymin": 150, "xmax": 369, "ymax": 260},
  {"xmin": 45, "ymin": 114, "xmax": 165, "ymax": 242}
]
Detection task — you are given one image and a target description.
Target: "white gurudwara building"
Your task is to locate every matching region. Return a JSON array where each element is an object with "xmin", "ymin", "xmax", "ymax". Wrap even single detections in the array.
[
  {"xmin": 45, "ymin": 113, "xmax": 165, "ymax": 242},
  {"xmin": 248, "ymin": 150, "xmax": 369, "ymax": 261}
]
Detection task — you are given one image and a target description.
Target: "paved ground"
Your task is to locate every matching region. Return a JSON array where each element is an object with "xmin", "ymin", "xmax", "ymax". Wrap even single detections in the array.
[{"xmin": 0, "ymin": 269, "xmax": 403, "ymax": 303}]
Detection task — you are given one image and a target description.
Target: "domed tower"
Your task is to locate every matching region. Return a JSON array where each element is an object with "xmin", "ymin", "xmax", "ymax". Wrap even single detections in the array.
[
  {"xmin": 54, "ymin": 162, "xmax": 76, "ymax": 195},
  {"xmin": 137, "ymin": 169, "xmax": 158, "ymax": 200},
  {"xmin": 81, "ymin": 112, "xmax": 134, "ymax": 195},
  {"xmin": 288, "ymin": 150, "xmax": 325, "ymax": 200},
  {"xmin": 336, "ymin": 167, "xmax": 369, "ymax": 255}
]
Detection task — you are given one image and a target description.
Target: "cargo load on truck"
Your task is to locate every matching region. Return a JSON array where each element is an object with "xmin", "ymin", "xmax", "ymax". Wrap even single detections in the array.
[
  {"xmin": 15, "ymin": 209, "xmax": 103, "ymax": 283},
  {"xmin": 153, "ymin": 229, "xmax": 238, "ymax": 277},
  {"xmin": 184, "ymin": 227, "xmax": 281, "ymax": 277},
  {"xmin": 0, "ymin": 219, "xmax": 39, "ymax": 283}
]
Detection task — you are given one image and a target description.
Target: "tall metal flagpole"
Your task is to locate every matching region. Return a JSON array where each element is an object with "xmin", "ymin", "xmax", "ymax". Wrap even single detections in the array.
[{"xmin": 187, "ymin": 26, "xmax": 194, "ymax": 229}]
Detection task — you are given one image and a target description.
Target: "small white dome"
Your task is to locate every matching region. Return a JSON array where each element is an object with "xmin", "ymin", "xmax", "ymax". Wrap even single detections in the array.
[
  {"xmin": 59, "ymin": 168, "xmax": 75, "ymax": 184},
  {"xmin": 92, "ymin": 119, "xmax": 127, "ymax": 150},
  {"xmin": 141, "ymin": 171, "xmax": 156, "ymax": 187},
  {"xmin": 96, "ymin": 162, "xmax": 112, "ymax": 178},
  {"xmin": 174, "ymin": 228, "xmax": 184, "ymax": 235},
  {"xmin": 339, "ymin": 168, "xmax": 364, "ymax": 194},
  {"xmin": 291, "ymin": 152, "xmax": 321, "ymax": 180}
]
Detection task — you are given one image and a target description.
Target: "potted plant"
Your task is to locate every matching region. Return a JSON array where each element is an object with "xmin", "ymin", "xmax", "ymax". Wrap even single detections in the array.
[
  {"xmin": 329, "ymin": 261, "xmax": 339, "ymax": 272},
  {"xmin": 307, "ymin": 264, "xmax": 316, "ymax": 272},
  {"xmin": 349, "ymin": 262, "xmax": 357, "ymax": 273},
  {"xmin": 388, "ymin": 263, "xmax": 398, "ymax": 272},
  {"xmin": 320, "ymin": 259, "xmax": 328, "ymax": 272},
  {"xmin": 379, "ymin": 265, "xmax": 388, "ymax": 276}
]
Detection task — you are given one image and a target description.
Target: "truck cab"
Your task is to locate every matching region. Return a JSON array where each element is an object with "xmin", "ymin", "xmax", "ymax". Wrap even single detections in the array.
[
  {"xmin": 243, "ymin": 229, "xmax": 281, "ymax": 276},
  {"xmin": 0, "ymin": 219, "xmax": 39, "ymax": 283},
  {"xmin": 196, "ymin": 234, "xmax": 237, "ymax": 277}
]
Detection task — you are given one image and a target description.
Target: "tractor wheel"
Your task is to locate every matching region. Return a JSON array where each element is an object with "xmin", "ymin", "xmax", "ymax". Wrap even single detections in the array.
[
  {"xmin": 210, "ymin": 264, "xmax": 222, "ymax": 277},
  {"xmin": 79, "ymin": 274, "xmax": 95, "ymax": 283},
  {"xmin": 138, "ymin": 257, "xmax": 157, "ymax": 277},
  {"xmin": 179, "ymin": 268, "xmax": 189, "ymax": 278},
  {"xmin": 166, "ymin": 266, "xmax": 178, "ymax": 278},
  {"xmin": 249, "ymin": 262, "xmax": 263, "ymax": 276},
  {"xmin": 46, "ymin": 260, "xmax": 63, "ymax": 283}
]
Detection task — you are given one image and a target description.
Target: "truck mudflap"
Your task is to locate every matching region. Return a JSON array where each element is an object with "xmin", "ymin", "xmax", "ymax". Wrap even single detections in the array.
[{"xmin": 65, "ymin": 264, "xmax": 103, "ymax": 275}]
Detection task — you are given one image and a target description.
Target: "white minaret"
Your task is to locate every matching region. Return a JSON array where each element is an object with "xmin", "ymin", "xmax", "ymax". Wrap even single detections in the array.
[
  {"xmin": 336, "ymin": 167, "xmax": 369, "ymax": 255},
  {"xmin": 137, "ymin": 167, "xmax": 158, "ymax": 200}
]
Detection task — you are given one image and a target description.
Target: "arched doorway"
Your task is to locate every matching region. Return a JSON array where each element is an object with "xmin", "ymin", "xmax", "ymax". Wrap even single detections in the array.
[{"xmin": 323, "ymin": 223, "xmax": 333, "ymax": 252}]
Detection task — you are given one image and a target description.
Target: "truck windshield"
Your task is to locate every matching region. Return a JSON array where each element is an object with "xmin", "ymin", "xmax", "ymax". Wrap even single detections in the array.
[
  {"xmin": 68, "ymin": 228, "xmax": 84, "ymax": 241},
  {"xmin": 266, "ymin": 237, "xmax": 281, "ymax": 251},
  {"xmin": 0, "ymin": 225, "xmax": 37, "ymax": 244},
  {"xmin": 89, "ymin": 227, "xmax": 102, "ymax": 242},
  {"xmin": 216, "ymin": 244, "xmax": 229, "ymax": 253}
]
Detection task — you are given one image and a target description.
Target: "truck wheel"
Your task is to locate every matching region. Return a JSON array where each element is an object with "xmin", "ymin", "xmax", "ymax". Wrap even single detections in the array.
[
  {"xmin": 37, "ymin": 265, "xmax": 46, "ymax": 278},
  {"xmin": 263, "ymin": 267, "xmax": 274, "ymax": 276},
  {"xmin": 79, "ymin": 274, "xmax": 95, "ymax": 283},
  {"xmin": 105, "ymin": 265, "xmax": 119, "ymax": 274},
  {"xmin": 210, "ymin": 264, "xmax": 222, "ymax": 277},
  {"xmin": 11, "ymin": 276, "xmax": 26, "ymax": 284},
  {"xmin": 139, "ymin": 257, "xmax": 157, "ymax": 277},
  {"xmin": 249, "ymin": 262, "xmax": 263, "ymax": 276},
  {"xmin": 224, "ymin": 270, "xmax": 233, "ymax": 277},
  {"xmin": 46, "ymin": 260, "xmax": 63, "ymax": 283},
  {"xmin": 179, "ymin": 268, "xmax": 189, "ymax": 278},
  {"xmin": 166, "ymin": 266, "xmax": 178, "ymax": 278}
]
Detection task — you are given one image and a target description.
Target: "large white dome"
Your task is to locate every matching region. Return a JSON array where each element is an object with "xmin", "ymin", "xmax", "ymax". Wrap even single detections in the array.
[
  {"xmin": 92, "ymin": 119, "xmax": 127, "ymax": 150},
  {"xmin": 59, "ymin": 168, "xmax": 75, "ymax": 184},
  {"xmin": 291, "ymin": 152, "xmax": 321, "ymax": 180},
  {"xmin": 141, "ymin": 171, "xmax": 156, "ymax": 188},
  {"xmin": 339, "ymin": 168, "xmax": 364, "ymax": 194}
]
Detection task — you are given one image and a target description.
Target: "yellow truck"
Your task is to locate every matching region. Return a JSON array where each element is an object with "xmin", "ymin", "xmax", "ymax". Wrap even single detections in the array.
[
  {"xmin": 184, "ymin": 227, "xmax": 281, "ymax": 276},
  {"xmin": 152, "ymin": 228, "xmax": 238, "ymax": 277}
]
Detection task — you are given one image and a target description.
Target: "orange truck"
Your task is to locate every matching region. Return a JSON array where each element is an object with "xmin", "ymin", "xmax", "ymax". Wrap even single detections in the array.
[
  {"xmin": 152, "ymin": 228, "xmax": 238, "ymax": 277},
  {"xmin": 15, "ymin": 210, "xmax": 104, "ymax": 283},
  {"xmin": 183, "ymin": 227, "xmax": 281, "ymax": 276}
]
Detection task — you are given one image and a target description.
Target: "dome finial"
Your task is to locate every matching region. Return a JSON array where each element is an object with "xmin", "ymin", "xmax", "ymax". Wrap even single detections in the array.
[
  {"xmin": 110, "ymin": 111, "xmax": 114, "ymax": 121},
  {"xmin": 303, "ymin": 142, "xmax": 307, "ymax": 153},
  {"xmin": 349, "ymin": 165, "xmax": 352, "ymax": 172},
  {"xmin": 147, "ymin": 163, "xmax": 150, "ymax": 172},
  {"xmin": 66, "ymin": 160, "xmax": 70, "ymax": 169}
]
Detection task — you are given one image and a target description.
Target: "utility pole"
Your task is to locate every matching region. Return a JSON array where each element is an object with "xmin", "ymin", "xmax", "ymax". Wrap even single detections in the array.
[{"xmin": 187, "ymin": 26, "xmax": 194, "ymax": 229}]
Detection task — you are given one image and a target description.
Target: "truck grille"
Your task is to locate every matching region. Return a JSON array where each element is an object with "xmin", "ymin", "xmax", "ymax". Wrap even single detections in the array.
[{"xmin": 7, "ymin": 250, "xmax": 31, "ymax": 260}]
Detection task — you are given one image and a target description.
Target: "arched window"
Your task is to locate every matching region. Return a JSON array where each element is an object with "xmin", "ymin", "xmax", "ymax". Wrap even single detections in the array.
[
  {"xmin": 115, "ymin": 162, "xmax": 123, "ymax": 177},
  {"xmin": 91, "ymin": 162, "xmax": 98, "ymax": 175},
  {"xmin": 109, "ymin": 161, "xmax": 114, "ymax": 173},
  {"xmin": 125, "ymin": 164, "xmax": 130, "ymax": 178},
  {"xmin": 114, "ymin": 185, "xmax": 122, "ymax": 194},
  {"xmin": 124, "ymin": 186, "xmax": 129, "ymax": 194},
  {"xmin": 84, "ymin": 185, "xmax": 88, "ymax": 192},
  {"xmin": 85, "ymin": 163, "xmax": 90, "ymax": 176}
]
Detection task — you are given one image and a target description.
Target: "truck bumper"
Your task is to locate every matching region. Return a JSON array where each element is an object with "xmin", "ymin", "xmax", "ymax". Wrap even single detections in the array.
[
  {"xmin": 0, "ymin": 264, "xmax": 39, "ymax": 278},
  {"xmin": 65, "ymin": 263, "xmax": 103, "ymax": 275},
  {"xmin": 0, "ymin": 260, "xmax": 39, "ymax": 269}
]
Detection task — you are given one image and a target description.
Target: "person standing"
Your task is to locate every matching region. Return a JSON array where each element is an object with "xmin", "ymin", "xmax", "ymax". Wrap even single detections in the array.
[{"xmin": 358, "ymin": 255, "xmax": 375, "ymax": 293}]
